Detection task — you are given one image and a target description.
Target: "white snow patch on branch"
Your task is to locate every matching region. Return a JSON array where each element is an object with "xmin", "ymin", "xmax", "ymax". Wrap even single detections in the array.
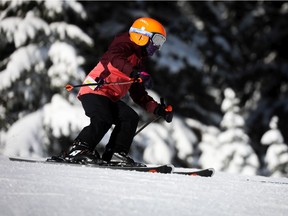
[{"xmin": 0, "ymin": 45, "xmax": 48, "ymax": 90}]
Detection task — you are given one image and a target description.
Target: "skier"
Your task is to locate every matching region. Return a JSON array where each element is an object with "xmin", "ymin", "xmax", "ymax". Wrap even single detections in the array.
[{"xmin": 63, "ymin": 17, "xmax": 173, "ymax": 166}]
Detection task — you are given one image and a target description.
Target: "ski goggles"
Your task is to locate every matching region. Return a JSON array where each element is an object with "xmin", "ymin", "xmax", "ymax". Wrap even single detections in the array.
[{"xmin": 129, "ymin": 27, "xmax": 166, "ymax": 48}]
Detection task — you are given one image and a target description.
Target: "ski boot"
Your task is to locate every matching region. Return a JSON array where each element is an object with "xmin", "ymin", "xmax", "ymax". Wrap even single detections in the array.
[
  {"xmin": 65, "ymin": 140, "xmax": 103, "ymax": 165},
  {"xmin": 103, "ymin": 149, "xmax": 146, "ymax": 167},
  {"xmin": 102, "ymin": 147, "xmax": 114, "ymax": 162}
]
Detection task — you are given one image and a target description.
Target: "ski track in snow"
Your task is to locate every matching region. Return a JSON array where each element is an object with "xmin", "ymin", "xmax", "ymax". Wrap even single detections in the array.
[{"xmin": 0, "ymin": 156, "xmax": 288, "ymax": 216}]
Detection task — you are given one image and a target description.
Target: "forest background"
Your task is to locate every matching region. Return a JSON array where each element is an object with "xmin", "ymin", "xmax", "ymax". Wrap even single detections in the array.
[{"xmin": 1, "ymin": 0, "xmax": 288, "ymax": 177}]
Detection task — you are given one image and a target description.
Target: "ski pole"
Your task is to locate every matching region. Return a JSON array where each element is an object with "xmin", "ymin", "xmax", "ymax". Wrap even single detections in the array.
[
  {"xmin": 134, "ymin": 116, "xmax": 162, "ymax": 137},
  {"xmin": 134, "ymin": 98, "xmax": 173, "ymax": 137},
  {"xmin": 65, "ymin": 78, "xmax": 142, "ymax": 92}
]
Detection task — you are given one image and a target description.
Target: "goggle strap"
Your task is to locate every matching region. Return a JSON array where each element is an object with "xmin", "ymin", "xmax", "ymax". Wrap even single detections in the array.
[{"xmin": 129, "ymin": 27, "xmax": 153, "ymax": 37}]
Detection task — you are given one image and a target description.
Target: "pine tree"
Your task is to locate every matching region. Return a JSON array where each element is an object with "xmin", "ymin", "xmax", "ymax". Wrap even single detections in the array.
[
  {"xmin": 0, "ymin": 0, "xmax": 93, "ymax": 156},
  {"xmin": 218, "ymin": 88, "xmax": 259, "ymax": 175},
  {"xmin": 261, "ymin": 116, "xmax": 288, "ymax": 177},
  {"xmin": 200, "ymin": 88, "xmax": 259, "ymax": 175}
]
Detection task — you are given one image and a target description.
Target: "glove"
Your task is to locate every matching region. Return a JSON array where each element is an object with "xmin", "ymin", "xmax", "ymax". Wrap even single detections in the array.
[
  {"xmin": 95, "ymin": 77, "xmax": 105, "ymax": 90},
  {"xmin": 154, "ymin": 102, "xmax": 173, "ymax": 123},
  {"xmin": 131, "ymin": 71, "xmax": 153, "ymax": 89},
  {"xmin": 139, "ymin": 72, "xmax": 153, "ymax": 89}
]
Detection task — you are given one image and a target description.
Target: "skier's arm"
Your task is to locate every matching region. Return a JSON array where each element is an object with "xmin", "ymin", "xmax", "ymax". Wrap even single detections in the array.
[
  {"xmin": 129, "ymin": 83, "xmax": 158, "ymax": 113},
  {"xmin": 129, "ymin": 84, "xmax": 173, "ymax": 122}
]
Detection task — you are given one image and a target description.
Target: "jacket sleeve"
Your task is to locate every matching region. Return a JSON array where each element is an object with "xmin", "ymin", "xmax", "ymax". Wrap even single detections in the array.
[{"xmin": 129, "ymin": 83, "xmax": 158, "ymax": 113}]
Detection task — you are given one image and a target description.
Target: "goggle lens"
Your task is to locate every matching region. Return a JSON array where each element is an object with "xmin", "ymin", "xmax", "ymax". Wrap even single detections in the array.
[{"xmin": 151, "ymin": 34, "xmax": 166, "ymax": 47}]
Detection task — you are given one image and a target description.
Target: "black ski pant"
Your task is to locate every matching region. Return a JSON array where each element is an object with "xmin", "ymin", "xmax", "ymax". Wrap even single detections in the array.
[{"xmin": 75, "ymin": 94, "xmax": 139, "ymax": 154}]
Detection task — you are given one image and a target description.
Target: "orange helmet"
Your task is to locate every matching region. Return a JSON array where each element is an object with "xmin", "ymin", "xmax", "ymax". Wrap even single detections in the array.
[{"xmin": 129, "ymin": 17, "xmax": 166, "ymax": 47}]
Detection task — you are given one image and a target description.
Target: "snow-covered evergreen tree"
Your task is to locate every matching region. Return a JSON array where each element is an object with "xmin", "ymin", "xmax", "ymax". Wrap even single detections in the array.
[
  {"xmin": 218, "ymin": 88, "xmax": 259, "ymax": 175},
  {"xmin": 0, "ymin": 0, "xmax": 93, "ymax": 156},
  {"xmin": 200, "ymin": 88, "xmax": 259, "ymax": 175},
  {"xmin": 261, "ymin": 116, "xmax": 288, "ymax": 177},
  {"xmin": 220, "ymin": 88, "xmax": 259, "ymax": 174}
]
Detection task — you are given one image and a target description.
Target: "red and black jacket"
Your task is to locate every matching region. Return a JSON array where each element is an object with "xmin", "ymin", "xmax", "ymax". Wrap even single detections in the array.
[{"xmin": 78, "ymin": 32, "xmax": 158, "ymax": 113}]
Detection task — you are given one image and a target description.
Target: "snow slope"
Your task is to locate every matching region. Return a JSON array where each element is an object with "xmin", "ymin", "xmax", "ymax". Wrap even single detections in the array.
[{"xmin": 1, "ymin": 156, "xmax": 288, "ymax": 216}]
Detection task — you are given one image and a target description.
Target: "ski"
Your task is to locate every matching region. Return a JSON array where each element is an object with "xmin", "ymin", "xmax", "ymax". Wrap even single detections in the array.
[
  {"xmin": 9, "ymin": 157, "xmax": 214, "ymax": 177},
  {"xmin": 9, "ymin": 157, "xmax": 173, "ymax": 174},
  {"xmin": 173, "ymin": 168, "xmax": 214, "ymax": 177},
  {"xmin": 90, "ymin": 163, "xmax": 173, "ymax": 174}
]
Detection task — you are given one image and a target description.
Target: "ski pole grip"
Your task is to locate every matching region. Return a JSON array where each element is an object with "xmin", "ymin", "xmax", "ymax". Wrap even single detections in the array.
[
  {"xmin": 165, "ymin": 105, "xmax": 173, "ymax": 112},
  {"xmin": 160, "ymin": 98, "xmax": 172, "ymax": 112}
]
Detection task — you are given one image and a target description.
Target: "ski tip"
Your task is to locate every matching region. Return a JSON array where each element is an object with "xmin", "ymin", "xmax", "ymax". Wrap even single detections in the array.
[
  {"xmin": 173, "ymin": 167, "xmax": 215, "ymax": 177},
  {"xmin": 208, "ymin": 168, "xmax": 215, "ymax": 176},
  {"xmin": 167, "ymin": 164, "xmax": 175, "ymax": 172}
]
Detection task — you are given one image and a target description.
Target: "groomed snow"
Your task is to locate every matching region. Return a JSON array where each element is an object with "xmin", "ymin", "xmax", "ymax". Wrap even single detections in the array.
[{"xmin": 1, "ymin": 156, "xmax": 288, "ymax": 216}]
